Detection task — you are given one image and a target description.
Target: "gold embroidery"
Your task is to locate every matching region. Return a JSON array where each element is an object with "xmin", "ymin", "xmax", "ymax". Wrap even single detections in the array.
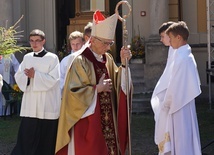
[
  {"xmin": 96, "ymin": 67, "xmax": 107, "ymax": 79},
  {"xmin": 96, "ymin": 66, "xmax": 118, "ymax": 155},
  {"xmin": 158, "ymin": 132, "xmax": 171, "ymax": 153}
]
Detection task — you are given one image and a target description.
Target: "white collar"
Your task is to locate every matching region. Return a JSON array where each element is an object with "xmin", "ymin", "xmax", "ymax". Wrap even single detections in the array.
[{"xmin": 90, "ymin": 48, "xmax": 103, "ymax": 62}]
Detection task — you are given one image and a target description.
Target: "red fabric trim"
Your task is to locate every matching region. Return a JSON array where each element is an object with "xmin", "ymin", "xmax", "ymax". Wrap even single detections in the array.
[{"xmin": 118, "ymin": 90, "xmax": 128, "ymax": 155}]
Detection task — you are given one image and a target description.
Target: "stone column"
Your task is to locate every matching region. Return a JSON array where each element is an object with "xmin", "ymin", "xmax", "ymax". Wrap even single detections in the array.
[
  {"xmin": 27, "ymin": 0, "xmax": 57, "ymax": 52},
  {"xmin": 0, "ymin": 0, "xmax": 13, "ymax": 27},
  {"xmin": 149, "ymin": 0, "xmax": 169, "ymax": 41},
  {"xmin": 144, "ymin": 0, "xmax": 169, "ymax": 92}
]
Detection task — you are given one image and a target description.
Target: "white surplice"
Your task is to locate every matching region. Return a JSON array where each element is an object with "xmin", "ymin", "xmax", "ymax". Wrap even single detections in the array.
[
  {"xmin": 151, "ymin": 46, "xmax": 175, "ymax": 154},
  {"xmin": 15, "ymin": 52, "xmax": 61, "ymax": 119},
  {"xmin": 151, "ymin": 45, "xmax": 202, "ymax": 155},
  {"xmin": 60, "ymin": 51, "xmax": 74, "ymax": 95}
]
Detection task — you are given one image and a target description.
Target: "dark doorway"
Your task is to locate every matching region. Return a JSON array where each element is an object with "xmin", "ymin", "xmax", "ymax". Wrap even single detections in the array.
[
  {"xmin": 55, "ymin": 0, "xmax": 75, "ymax": 54},
  {"xmin": 110, "ymin": 0, "xmax": 122, "ymax": 63}
]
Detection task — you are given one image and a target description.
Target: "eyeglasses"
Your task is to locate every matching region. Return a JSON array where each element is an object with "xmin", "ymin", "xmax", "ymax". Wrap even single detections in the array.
[
  {"xmin": 95, "ymin": 37, "xmax": 114, "ymax": 46},
  {"xmin": 29, "ymin": 39, "xmax": 43, "ymax": 44}
]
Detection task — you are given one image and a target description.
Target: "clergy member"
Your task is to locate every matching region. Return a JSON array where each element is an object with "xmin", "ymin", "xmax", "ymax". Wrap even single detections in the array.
[
  {"xmin": 55, "ymin": 10, "xmax": 132, "ymax": 155},
  {"xmin": 12, "ymin": 29, "xmax": 61, "ymax": 155}
]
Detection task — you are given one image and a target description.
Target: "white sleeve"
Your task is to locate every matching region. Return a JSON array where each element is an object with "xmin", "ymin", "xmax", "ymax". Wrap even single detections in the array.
[
  {"xmin": 121, "ymin": 67, "xmax": 132, "ymax": 95},
  {"xmin": 60, "ymin": 58, "xmax": 66, "ymax": 93},
  {"xmin": 81, "ymin": 89, "xmax": 97, "ymax": 118},
  {"xmin": 14, "ymin": 59, "xmax": 28, "ymax": 92}
]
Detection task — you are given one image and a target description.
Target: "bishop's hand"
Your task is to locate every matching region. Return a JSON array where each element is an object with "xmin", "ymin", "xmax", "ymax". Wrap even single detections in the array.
[
  {"xmin": 96, "ymin": 73, "xmax": 112, "ymax": 93},
  {"xmin": 120, "ymin": 46, "xmax": 132, "ymax": 66}
]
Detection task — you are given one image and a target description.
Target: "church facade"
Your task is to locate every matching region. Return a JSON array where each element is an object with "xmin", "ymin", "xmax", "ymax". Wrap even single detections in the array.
[{"xmin": 0, "ymin": 0, "xmax": 209, "ymax": 87}]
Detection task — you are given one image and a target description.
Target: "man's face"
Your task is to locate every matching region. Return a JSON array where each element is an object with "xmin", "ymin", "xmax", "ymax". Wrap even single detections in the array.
[
  {"xmin": 29, "ymin": 36, "xmax": 45, "ymax": 52},
  {"xmin": 70, "ymin": 37, "xmax": 84, "ymax": 52},
  {"xmin": 168, "ymin": 32, "xmax": 179, "ymax": 49},
  {"xmin": 160, "ymin": 32, "xmax": 170, "ymax": 46},
  {"xmin": 90, "ymin": 37, "xmax": 114, "ymax": 55}
]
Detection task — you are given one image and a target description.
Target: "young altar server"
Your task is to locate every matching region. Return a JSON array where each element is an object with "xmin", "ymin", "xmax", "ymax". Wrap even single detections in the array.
[
  {"xmin": 151, "ymin": 21, "xmax": 202, "ymax": 155},
  {"xmin": 12, "ymin": 29, "xmax": 61, "ymax": 155},
  {"xmin": 60, "ymin": 31, "xmax": 84, "ymax": 95},
  {"xmin": 151, "ymin": 21, "xmax": 175, "ymax": 155}
]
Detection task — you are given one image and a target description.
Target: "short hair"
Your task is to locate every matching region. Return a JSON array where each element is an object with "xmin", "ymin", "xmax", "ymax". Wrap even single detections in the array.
[
  {"xmin": 159, "ymin": 21, "xmax": 175, "ymax": 34},
  {"xmin": 68, "ymin": 31, "xmax": 84, "ymax": 41},
  {"xmin": 84, "ymin": 22, "xmax": 92, "ymax": 37},
  {"xmin": 29, "ymin": 29, "xmax": 45, "ymax": 40},
  {"xmin": 166, "ymin": 21, "xmax": 189, "ymax": 41}
]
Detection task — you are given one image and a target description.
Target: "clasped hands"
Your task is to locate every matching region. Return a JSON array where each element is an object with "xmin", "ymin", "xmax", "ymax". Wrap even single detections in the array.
[
  {"xmin": 96, "ymin": 73, "xmax": 112, "ymax": 93},
  {"xmin": 24, "ymin": 67, "xmax": 35, "ymax": 78}
]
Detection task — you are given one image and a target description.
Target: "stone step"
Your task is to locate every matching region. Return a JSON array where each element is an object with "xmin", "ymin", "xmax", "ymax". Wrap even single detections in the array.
[
  {"xmin": 129, "ymin": 63, "xmax": 152, "ymax": 113},
  {"xmin": 133, "ymin": 91, "xmax": 152, "ymax": 100},
  {"xmin": 133, "ymin": 82, "xmax": 145, "ymax": 94},
  {"xmin": 131, "ymin": 91, "xmax": 153, "ymax": 114},
  {"xmin": 131, "ymin": 75, "xmax": 144, "ymax": 82},
  {"xmin": 129, "ymin": 63, "xmax": 144, "ymax": 70},
  {"xmin": 130, "ymin": 65, "xmax": 144, "ymax": 76},
  {"xmin": 131, "ymin": 98, "xmax": 153, "ymax": 114},
  {"xmin": 131, "ymin": 70, "xmax": 144, "ymax": 74}
]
